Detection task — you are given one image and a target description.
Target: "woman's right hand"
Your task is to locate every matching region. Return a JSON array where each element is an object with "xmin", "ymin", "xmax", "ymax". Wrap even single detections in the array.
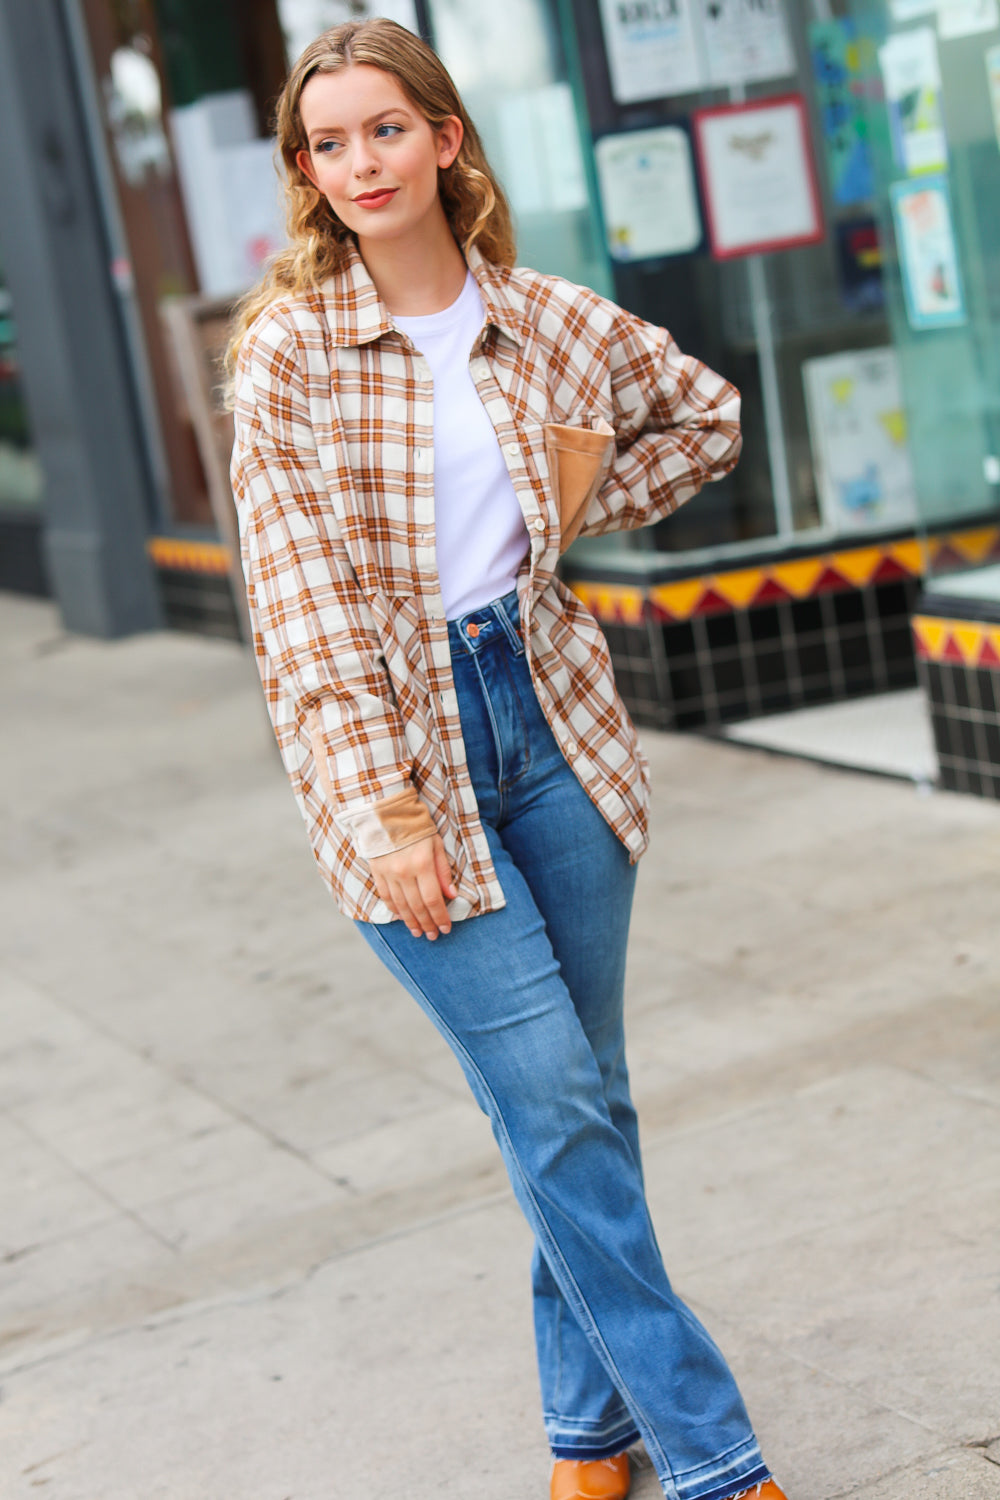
[{"xmin": 368, "ymin": 835, "xmax": 457, "ymax": 940}]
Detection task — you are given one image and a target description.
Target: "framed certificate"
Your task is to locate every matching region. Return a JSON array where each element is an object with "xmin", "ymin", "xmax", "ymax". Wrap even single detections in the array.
[
  {"xmin": 595, "ymin": 127, "xmax": 703, "ymax": 261},
  {"xmin": 692, "ymin": 94, "xmax": 824, "ymax": 259}
]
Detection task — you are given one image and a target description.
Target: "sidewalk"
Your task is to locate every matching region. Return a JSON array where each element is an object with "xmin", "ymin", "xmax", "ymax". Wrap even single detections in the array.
[{"xmin": 1, "ymin": 589, "xmax": 998, "ymax": 1500}]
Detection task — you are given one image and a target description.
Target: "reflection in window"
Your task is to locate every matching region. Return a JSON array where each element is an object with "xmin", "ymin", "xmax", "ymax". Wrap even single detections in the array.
[
  {"xmin": 428, "ymin": 0, "xmax": 610, "ymax": 292},
  {"xmin": 105, "ymin": 40, "xmax": 172, "ymax": 186}
]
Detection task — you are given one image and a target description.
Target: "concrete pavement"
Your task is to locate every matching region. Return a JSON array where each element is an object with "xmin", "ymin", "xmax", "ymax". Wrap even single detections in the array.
[{"xmin": 1, "ymin": 589, "xmax": 998, "ymax": 1500}]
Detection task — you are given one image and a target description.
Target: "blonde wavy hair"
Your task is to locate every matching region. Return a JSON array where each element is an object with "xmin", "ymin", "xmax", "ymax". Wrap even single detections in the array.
[{"xmin": 225, "ymin": 17, "xmax": 515, "ymax": 378}]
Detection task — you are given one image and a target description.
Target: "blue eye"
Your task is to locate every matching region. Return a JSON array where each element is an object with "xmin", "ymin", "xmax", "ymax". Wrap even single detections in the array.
[
  {"xmin": 375, "ymin": 123, "xmax": 402, "ymax": 138},
  {"xmin": 315, "ymin": 139, "xmax": 340, "ymax": 154}
]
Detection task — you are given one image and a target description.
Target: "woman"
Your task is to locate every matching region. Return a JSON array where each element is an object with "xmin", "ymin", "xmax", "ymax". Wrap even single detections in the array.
[{"xmin": 229, "ymin": 19, "xmax": 787, "ymax": 1500}]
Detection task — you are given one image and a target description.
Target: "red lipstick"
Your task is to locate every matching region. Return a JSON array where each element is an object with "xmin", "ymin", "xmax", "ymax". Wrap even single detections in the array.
[{"xmin": 353, "ymin": 188, "xmax": 398, "ymax": 209}]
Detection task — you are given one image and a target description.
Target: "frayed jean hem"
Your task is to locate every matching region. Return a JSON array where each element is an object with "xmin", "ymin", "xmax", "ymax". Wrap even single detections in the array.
[
  {"xmin": 665, "ymin": 1436, "xmax": 770, "ymax": 1500},
  {"xmin": 550, "ymin": 1426, "xmax": 641, "ymax": 1461}
]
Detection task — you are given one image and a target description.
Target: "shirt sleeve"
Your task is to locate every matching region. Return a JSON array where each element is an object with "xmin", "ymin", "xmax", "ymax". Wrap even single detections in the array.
[
  {"xmin": 579, "ymin": 305, "xmax": 742, "ymax": 539},
  {"xmin": 230, "ymin": 312, "xmax": 437, "ymax": 860}
]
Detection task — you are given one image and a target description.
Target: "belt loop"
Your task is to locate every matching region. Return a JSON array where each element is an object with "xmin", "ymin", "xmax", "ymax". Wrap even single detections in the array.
[{"xmin": 496, "ymin": 597, "xmax": 525, "ymax": 656}]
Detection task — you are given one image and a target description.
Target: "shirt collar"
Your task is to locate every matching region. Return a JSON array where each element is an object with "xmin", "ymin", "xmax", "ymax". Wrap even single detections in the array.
[{"xmin": 320, "ymin": 238, "xmax": 525, "ymax": 349}]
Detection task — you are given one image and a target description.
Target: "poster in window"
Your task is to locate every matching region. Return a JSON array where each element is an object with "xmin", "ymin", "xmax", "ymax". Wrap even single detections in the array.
[
  {"xmin": 693, "ymin": 95, "xmax": 824, "ymax": 259},
  {"xmin": 597, "ymin": 0, "xmax": 702, "ymax": 105},
  {"xmin": 699, "ymin": 0, "xmax": 795, "ymax": 89},
  {"xmin": 890, "ymin": 175, "xmax": 967, "ymax": 328},
  {"xmin": 809, "ymin": 19, "xmax": 876, "ymax": 206},
  {"xmin": 835, "ymin": 219, "xmax": 885, "ymax": 313},
  {"xmin": 595, "ymin": 127, "xmax": 702, "ymax": 261},
  {"xmin": 596, "ymin": 0, "xmax": 796, "ymax": 105},
  {"xmin": 802, "ymin": 347, "xmax": 917, "ymax": 534},
  {"xmin": 878, "ymin": 28, "xmax": 948, "ymax": 175}
]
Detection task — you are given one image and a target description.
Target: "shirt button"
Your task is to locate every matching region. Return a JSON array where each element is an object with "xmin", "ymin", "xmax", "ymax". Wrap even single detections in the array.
[
  {"xmin": 506, "ymin": 442, "xmax": 519, "ymax": 457},
  {"xmin": 532, "ymin": 517, "xmax": 546, "ymax": 533},
  {"xmin": 566, "ymin": 741, "xmax": 578, "ymax": 757}
]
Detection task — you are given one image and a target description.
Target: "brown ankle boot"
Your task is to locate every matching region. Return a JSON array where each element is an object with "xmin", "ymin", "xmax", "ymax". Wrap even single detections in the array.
[{"xmin": 550, "ymin": 1453, "xmax": 630, "ymax": 1500}]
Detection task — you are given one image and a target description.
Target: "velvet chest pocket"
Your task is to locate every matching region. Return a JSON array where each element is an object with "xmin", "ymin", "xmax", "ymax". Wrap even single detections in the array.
[{"xmin": 542, "ymin": 419, "xmax": 615, "ymax": 553}]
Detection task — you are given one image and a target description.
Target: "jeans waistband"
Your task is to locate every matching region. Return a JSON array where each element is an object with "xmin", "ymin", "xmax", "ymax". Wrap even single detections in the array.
[{"xmin": 448, "ymin": 590, "xmax": 524, "ymax": 657}]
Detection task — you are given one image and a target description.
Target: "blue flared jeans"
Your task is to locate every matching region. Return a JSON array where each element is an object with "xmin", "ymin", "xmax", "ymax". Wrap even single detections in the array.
[{"xmin": 356, "ymin": 591, "xmax": 770, "ymax": 1500}]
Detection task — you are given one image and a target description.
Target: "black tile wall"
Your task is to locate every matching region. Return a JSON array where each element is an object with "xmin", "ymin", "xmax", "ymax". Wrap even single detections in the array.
[
  {"xmin": 919, "ymin": 656, "xmax": 1000, "ymax": 801},
  {"xmin": 605, "ymin": 577, "xmax": 921, "ymax": 730},
  {"xmin": 156, "ymin": 569, "xmax": 243, "ymax": 642}
]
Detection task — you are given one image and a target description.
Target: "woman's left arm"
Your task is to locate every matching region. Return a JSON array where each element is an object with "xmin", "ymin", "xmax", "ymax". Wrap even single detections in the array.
[{"xmin": 578, "ymin": 307, "xmax": 742, "ymax": 539}]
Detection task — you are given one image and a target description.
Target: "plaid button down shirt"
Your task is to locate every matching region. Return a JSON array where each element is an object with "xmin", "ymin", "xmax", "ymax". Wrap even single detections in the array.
[{"xmin": 230, "ymin": 243, "xmax": 741, "ymax": 923}]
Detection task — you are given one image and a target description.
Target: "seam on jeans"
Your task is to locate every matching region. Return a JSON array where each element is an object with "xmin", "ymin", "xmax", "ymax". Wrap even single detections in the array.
[
  {"xmin": 498, "ymin": 646, "xmax": 532, "ymax": 786},
  {"xmin": 472, "ymin": 651, "xmax": 507, "ymax": 822},
  {"xmin": 363, "ymin": 924, "xmax": 675, "ymax": 1492},
  {"xmin": 552, "ymin": 1283, "xmax": 564, "ymax": 1416}
]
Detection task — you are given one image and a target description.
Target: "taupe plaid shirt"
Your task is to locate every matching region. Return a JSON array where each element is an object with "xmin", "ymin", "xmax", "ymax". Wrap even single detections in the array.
[{"xmin": 230, "ymin": 243, "xmax": 741, "ymax": 923}]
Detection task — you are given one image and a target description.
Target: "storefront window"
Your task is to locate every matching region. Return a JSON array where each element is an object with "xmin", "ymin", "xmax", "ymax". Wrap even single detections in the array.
[
  {"xmin": 0, "ymin": 265, "xmax": 43, "ymax": 510},
  {"xmin": 847, "ymin": 0, "xmax": 1000, "ymax": 589},
  {"xmin": 561, "ymin": 0, "xmax": 925, "ymax": 566}
]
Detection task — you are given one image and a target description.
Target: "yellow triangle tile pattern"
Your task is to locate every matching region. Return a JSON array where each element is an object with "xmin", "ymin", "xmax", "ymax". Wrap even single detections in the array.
[
  {"xmin": 771, "ymin": 559, "xmax": 824, "ymax": 598},
  {"xmin": 830, "ymin": 546, "xmax": 883, "ymax": 587},
  {"xmin": 710, "ymin": 568, "xmax": 764, "ymax": 608},
  {"xmin": 566, "ymin": 524, "xmax": 1000, "ymax": 625},
  {"xmin": 148, "ymin": 537, "xmax": 232, "ymax": 575},
  {"xmin": 949, "ymin": 529, "xmax": 997, "ymax": 565},
  {"xmin": 911, "ymin": 615, "xmax": 1000, "ymax": 670}
]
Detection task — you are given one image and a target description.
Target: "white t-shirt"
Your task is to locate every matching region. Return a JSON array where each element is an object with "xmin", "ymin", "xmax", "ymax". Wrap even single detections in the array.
[{"xmin": 393, "ymin": 272, "xmax": 529, "ymax": 620}]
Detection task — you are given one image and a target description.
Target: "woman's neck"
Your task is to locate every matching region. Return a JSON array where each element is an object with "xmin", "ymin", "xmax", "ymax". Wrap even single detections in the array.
[{"xmin": 358, "ymin": 209, "xmax": 468, "ymax": 317}]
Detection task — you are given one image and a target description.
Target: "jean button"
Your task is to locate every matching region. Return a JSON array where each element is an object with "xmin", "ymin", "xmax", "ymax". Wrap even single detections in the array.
[{"xmin": 466, "ymin": 622, "xmax": 480, "ymax": 638}]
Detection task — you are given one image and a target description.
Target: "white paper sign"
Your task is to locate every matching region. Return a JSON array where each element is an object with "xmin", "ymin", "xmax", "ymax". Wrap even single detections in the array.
[
  {"xmin": 699, "ymin": 0, "xmax": 795, "ymax": 88},
  {"xmin": 595, "ymin": 128, "xmax": 701, "ymax": 259},
  {"xmin": 937, "ymin": 0, "xmax": 1000, "ymax": 38},
  {"xmin": 598, "ymin": 0, "xmax": 702, "ymax": 104},
  {"xmin": 802, "ymin": 348, "xmax": 917, "ymax": 534},
  {"xmin": 878, "ymin": 27, "xmax": 948, "ymax": 174},
  {"xmin": 697, "ymin": 99, "xmax": 821, "ymax": 256},
  {"xmin": 597, "ymin": 0, "xmax": 793, "ymax": 104}
]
